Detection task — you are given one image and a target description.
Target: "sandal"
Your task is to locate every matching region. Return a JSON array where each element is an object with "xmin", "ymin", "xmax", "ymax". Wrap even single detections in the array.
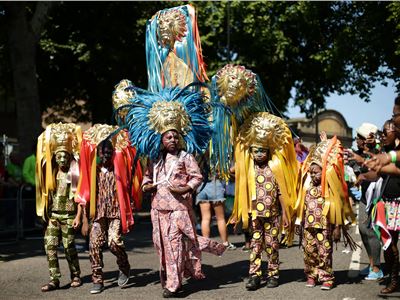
[
  {"xmin": 381, "ymin": 281, "xmax": 398, "ymax": 294},
  {"xmin": 41, "ymin": 280, "xmax": 60, "ymax": 292},
  {"xmin": 70, "ymin": 277, "xmax": 82, "ymax": 288}
]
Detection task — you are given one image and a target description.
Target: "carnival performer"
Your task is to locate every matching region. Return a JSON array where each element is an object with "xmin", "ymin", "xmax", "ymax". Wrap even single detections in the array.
[
  {"xmin": 228, "ymin": 112, "xmax": 298, "ymax": 290},
  {"xmin": 120, "ymin": 85, "xmax": 226, "ymax": 298},
  {"xmin": 295, "ymin": 137, "xmax": 356, "ymax": 290},
  {"xmin": 146, "ymin": 4, "xmax": 208, "ymax": 92},
  {"xmin": 76, "ymin": 124, "xmax": 142, "ymax": 294},
  {"xmin": 36, "ymin": 123, "xmax": 83, "ymax": 292}
]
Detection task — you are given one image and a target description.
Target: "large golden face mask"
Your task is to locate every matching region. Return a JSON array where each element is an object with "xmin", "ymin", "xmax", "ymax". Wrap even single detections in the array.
[
  {"xmin": 157, "ymin": 9, "xmax": 187, "ymax": 48},
  {"xmin": 112, "ymin": 79, "xmax": 135, "ymax": 118},
  {"xmin": 216, "ymin": 64, "xmax": 256, "ymax": 107},
  {"xmin": 52, "ymin": 124, "xmax": 76, "ymax": 155},
  {"xmin": 148, "ymin": 101, "xmax": 191, "ymax": 135},
  {"xmin": 238, "ymin": 112, "xmax": 291, "ymax": 151},
  {"xmin": 84, "ymin": 124, "xmax": 129, "ymax": 151}
]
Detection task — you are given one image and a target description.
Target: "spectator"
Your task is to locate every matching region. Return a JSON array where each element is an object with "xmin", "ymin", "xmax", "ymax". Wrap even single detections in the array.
[
  {"xmin": 22, "ymin": 145, "xmax": 36, "ymax": 187},
  {"xmin": 349, "ymin": 122, "xmax": 384, "ymax": 280}
]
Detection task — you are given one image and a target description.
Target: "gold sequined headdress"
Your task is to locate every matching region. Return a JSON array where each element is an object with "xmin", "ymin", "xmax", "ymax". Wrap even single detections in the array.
[
  {"xmin": 215, "ymin": 64, "xmax": 256, "ymax": 108},
  {"xmin": 112, "ymin": 79, "xmax": 136, "ymax": 123},
  {"xmin": 237, "ymin": 112, "xmax": 292, "ymax": 151}
]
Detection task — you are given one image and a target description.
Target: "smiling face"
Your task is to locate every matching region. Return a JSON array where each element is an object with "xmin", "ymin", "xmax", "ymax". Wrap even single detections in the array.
[
  {"xmin": 382, "ymin": 121, "xmax": 397, "ymax": 148},
  {"xmin": 309, "ymin": 163, "xmax": 322, "ymax": 186},
  {"xmin": 162, "ymin": 130, "xmax": 180, "ymax": 154}
]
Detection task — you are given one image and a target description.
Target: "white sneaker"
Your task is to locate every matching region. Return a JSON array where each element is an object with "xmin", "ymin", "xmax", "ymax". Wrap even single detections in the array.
[{"xmin": 223, "ymin": 242, "xmax": 236, "ymax": 250}]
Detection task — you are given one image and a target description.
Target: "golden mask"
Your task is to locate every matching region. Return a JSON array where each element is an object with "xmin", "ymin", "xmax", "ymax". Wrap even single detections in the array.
[
  {"xmin": 112, "ymin": 79, "xmax": 135, "ymax": 118},
  {"xmin": 215, "ymin": 64, "xmax": 256, "ymax": 107},
  {"xmin": 157, "ymin": 9, "xmax": 187, "ymax": 48},
  {"xmin": 51, "ymin": 123, "xmax": 80, "ymax": 155},
  {"xmin": 238, "ymin": 112, "xmax": 291, "ymax": 151},
  {"xmin": 148, "ymin": 101, "xmax": 191, "ymax": 135},
  {"xmin": 83, "ymin": 124, "xmax": 129, "ymax": 151}
]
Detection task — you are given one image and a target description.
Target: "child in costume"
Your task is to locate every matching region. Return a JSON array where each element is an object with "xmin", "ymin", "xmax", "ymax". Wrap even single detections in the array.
[
  {"xmin": 295, "ymin": 137, "xmax": 356, "ymax": 290},
  {"xmin": 76, "ymin": 124, "xmax": 142, "ymax": 294},
  {"xmin": 121, "ymin": 85, "xmax": 226, "ymax": 298},
  {"xmin": 229, "ymin": 112, "xmax": 299, "ymax": 290},
  {"xmin": 36, "ymin": 123, "xmax": 83, "ymax": 292}
]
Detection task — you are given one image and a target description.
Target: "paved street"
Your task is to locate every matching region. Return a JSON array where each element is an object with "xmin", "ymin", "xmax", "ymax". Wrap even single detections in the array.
[{"xmin": 1, "ymin": 205, "xmax": 399, "ymax": 300}]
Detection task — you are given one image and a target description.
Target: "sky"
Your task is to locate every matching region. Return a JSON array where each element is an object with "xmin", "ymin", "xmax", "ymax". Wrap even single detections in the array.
[{"xmin": 286, "ymin": 79, "xmax": 397, "ymax": 137}]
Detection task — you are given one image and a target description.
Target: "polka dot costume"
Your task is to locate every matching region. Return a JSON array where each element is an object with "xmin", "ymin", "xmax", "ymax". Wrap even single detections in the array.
[
  {"xmin": 248, "ymin": 164, "xmax": 282, "ymax": 279},
  {"xmin": 302, "ymin": 185, "xmax": 334, "ymax": 284}
]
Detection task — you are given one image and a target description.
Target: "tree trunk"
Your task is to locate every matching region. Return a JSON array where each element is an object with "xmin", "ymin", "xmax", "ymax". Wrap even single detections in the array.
[{"xmin": 6, "ymin": 3, "xmax": 56, "ymax": 158}]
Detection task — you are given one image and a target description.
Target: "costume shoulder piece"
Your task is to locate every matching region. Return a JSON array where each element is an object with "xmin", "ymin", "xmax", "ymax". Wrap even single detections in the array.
[
  {"xmin": 146, "ymin": 4, "xmax": 208, "ymax": 92},
  {"xmin": 36, "ymin": 123, "xmax": 82, "ymax": 220}
]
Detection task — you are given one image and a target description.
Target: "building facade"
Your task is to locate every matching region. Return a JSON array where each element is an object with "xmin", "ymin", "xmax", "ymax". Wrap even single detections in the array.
[{"xmin": 287, "ymin": 109, "xmax": 353, "ymax": 149}]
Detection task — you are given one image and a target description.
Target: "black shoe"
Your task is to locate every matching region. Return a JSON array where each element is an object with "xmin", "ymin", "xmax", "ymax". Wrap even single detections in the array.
[
  {"xmin": 162, "ymin": 288, "xmax": 178, "ymax": 298},
  {"xmin": 90, "ymin": 283, "xmax": 104, "ymax": 294},
  {"xmin": 266, "ymin": 277, "xmax": 279, "ymax": 288},
  {"xmin": 245, "ymin": 276, "xmax": 261, "ymax": 291},
  {"xmin": 118, "ymin": 270, "xmax": 130, "ymax": 287}
]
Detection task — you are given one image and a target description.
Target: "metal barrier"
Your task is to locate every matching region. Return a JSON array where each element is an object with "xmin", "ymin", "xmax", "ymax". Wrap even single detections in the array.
[{"xmin": 0, "ymin": 184, "xmax": 40, "ymax": 244}]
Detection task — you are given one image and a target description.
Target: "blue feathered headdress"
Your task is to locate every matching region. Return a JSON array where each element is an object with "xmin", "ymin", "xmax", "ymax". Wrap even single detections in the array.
[{"xmin": 118, "ymin": 84, "xmax": 212, "ymax": 160}]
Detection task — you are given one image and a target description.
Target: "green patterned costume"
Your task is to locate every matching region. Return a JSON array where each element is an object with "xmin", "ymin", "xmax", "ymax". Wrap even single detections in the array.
[{"xmin": 44, "ymin": 169, "xmax": 80, "ymax": 282}]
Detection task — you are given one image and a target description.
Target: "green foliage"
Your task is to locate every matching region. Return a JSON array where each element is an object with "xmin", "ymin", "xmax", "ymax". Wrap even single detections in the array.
[{"xmin": 1, "ymin": 1, "xmax": 399, "ymax": 123}]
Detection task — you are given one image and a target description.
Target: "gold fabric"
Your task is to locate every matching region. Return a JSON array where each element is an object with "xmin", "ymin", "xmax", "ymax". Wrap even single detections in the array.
[{"xmin": 162, "ymin": 52, "xmax": 194, "ymax": 89}]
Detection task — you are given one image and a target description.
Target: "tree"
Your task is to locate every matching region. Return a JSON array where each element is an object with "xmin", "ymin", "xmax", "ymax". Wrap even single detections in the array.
[
  {"xmin": 1, "ymin": 2, "xmax": 399, "ymax": 155},
  {"xmin": 3, "ymin": 2, "xmax": 57, "ymax": 158}
]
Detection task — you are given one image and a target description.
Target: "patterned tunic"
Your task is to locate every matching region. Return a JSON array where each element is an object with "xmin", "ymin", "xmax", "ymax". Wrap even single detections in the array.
[
  {"xmin": 252, "ymin": 164, "xmax": 280, "ymax": 218},
  {"xmin": 302, "ymin": 184, "xmax": 334, "ymax": 283},
  {"xmin": 50, "ymin": 170, "xmax": 76, "ymax": 213},
  {"xmin": 95, "ymin": 167, "xmax": 120, "ymax": 220},
  {"xmin": 304, "ymin": 185, "xmax": 328, "ymax": 229},
  {"xmin": 143, "ymin": 151, "xmax": 203, "ymax": 211}
]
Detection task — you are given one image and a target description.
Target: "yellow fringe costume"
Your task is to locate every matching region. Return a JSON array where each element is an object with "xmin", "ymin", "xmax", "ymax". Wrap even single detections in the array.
[{"xmin": 229, "ymin": 112, "xmax": 299, "ymax": 239}]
